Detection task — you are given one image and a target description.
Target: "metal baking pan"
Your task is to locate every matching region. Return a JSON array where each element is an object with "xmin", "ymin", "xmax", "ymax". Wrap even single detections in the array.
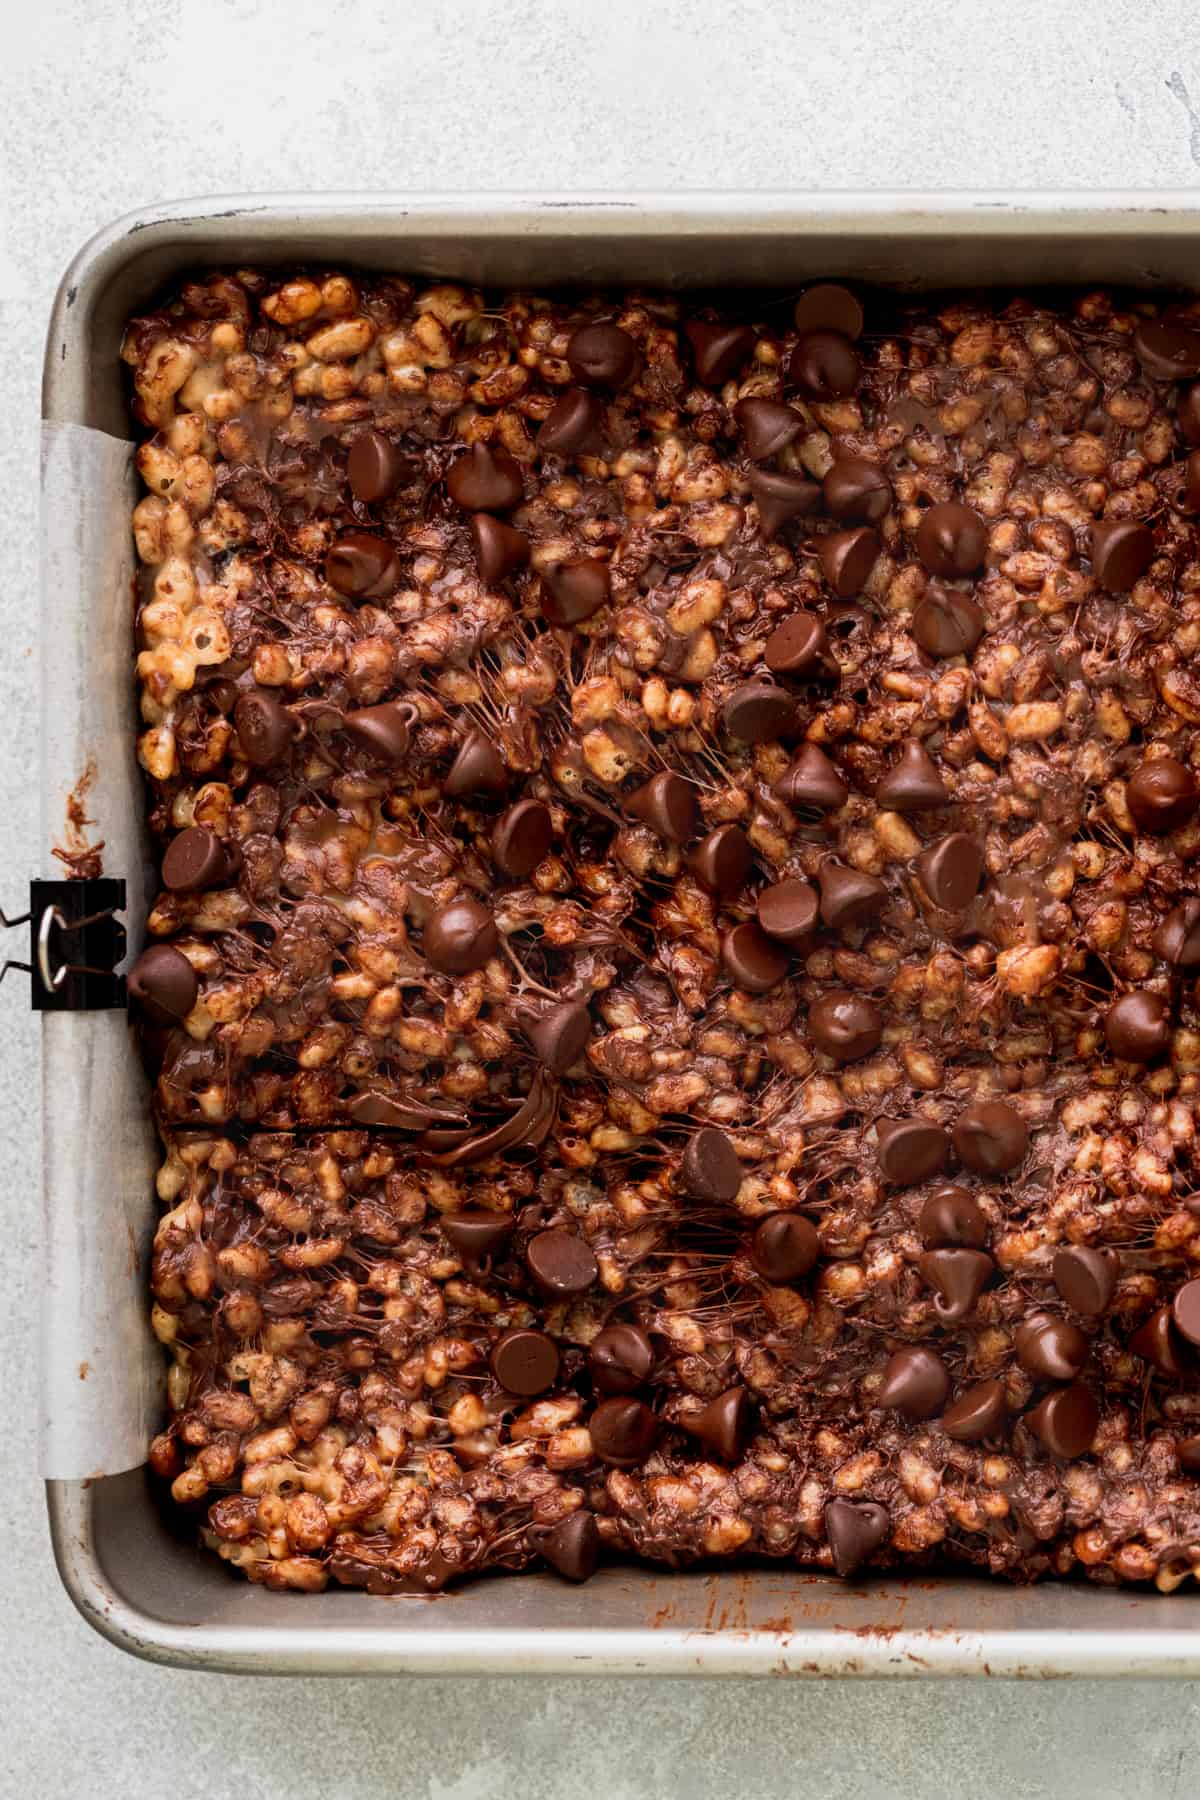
[{"xmin": 42, "ymin": 192, "xmax": 1200, "ymax": 1677}]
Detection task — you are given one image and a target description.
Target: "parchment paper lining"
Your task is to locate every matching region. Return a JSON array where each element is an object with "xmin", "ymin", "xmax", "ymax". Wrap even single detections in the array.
[{"xmin": 40, "ymin": 419, "xmax": 161, "ymax": 1478}]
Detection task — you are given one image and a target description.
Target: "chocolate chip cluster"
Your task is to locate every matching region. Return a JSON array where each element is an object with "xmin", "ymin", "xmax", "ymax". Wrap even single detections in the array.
[{"xmin": 127, "ymin": 269, "xmax": 1200, "ymax": 1593}]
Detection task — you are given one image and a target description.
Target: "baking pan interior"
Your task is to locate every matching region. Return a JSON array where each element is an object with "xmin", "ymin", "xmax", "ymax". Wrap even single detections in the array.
[
  {"xmin": 45, "ymin": 196, "xmax": 1200, "ymax": 1675},
  {"xmin": 53, "ymin": 1466, "xmax": 1200, "ymax": 1675}
]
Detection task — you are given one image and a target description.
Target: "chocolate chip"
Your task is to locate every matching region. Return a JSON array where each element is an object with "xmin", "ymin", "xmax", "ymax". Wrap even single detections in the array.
[
  {"xmin": 912, "ymin": 585, "xmax": 984, "ymax": 659},
  {"xmin": 919, "ymin": 1186, "xmax": 988, "ymax": 1251},
  {"xmin": 202, "ymin": 677, "xmax": 239, "ymax": 716},
  {"xmin": 538, "ymin": 1512, "xmax": 599, "ymax": 1583},
  {"xmin": 444, "ymin": 728, "xmax": 508, "ymax": 798},
  {"xmin": 823, "ymin": 457, "xmax": 892, "ymax": 523},
  {"xmin": 817, "ymin": 861, "xmax": 887, "ymax": 931},
  {"xmin": 490, "ymin": 1327, "xmax": 560, "ymax": 1397},
  {"xmin": 1133, "ymin": 317, "xmax": 1200, "ymax": 380},
  {"xmin": 1016, "ymin": 1314, "xmax": 1089, "ymax": 1382},
  {"xmin": 733, "ymin": 397, "xmax": 802, "ymax": 460},
  {"xmin": 1130, "ymin": 1304, "xmax": 1190, "ymax": 1377},
  {"xmin": 1173, "ymin": 1278, "xmax": 1200, "ymax": 1347},
  {"xmin": 343, "ymin": 701, "xmax": 416, "ymax": 765},
  {"xmin": 684, "ymin": 319, "xmax": 757, "ymax": 386},
  {"xmin": 876, "ymin": 740, "xmax": 949, "ymax": 811},
  {"xmin": 524, "ymin": 999, "xmax": 591, "ymax": 1075},
  {"xmin": 589, "ymin": 1397, "xmax": 658, "ymax": 1467},
  {"xmin": 325, "ymin": 530, "xmax": 399, "ymax": 597},
  {"xmin": 127, "ymin": 944, "xmax": 197, "ymax": 1024},
  {"xmin": 817, "ymin": 526, "xmax": 880, "ymax": 597},
  {"xmin": 683, "ymin": 1127, "xmax": 742, "ymax": 1203},
  {"xmin": 952, "ymin": 1100, "xmax": 1028, "ymax": 1175},
  {"xmin": 539, "ymin": 387, "xmax": 606, "ymax": 457},
  {"xmin": 687, "ymin": 1387, "xmax": 753, "ymax": 1463},
  {"xmin": 627, "ymin": 771, "xmax": 697, "ymax": 843},
  {"xmin": 589, "ymin": 1323, "xmax": 655, "ymax": 1395},
  {"xmin": 721, "ymin": 922, "xmax": 790, "ymax": 992},
  {"xmin": 1053, "ymin": 1247, "xmax": 1118, "ymax": 1317},
  {"xmin": 876, "ymin": 1347, "xmax": 950, "ymax": 1420},
  {"xmin": 918, "ymin": 1247, "xmax": 994, "ymax": 1320},
  {"xmin": 747, "ymin": 468, "xmax": 821, "ymax": 540},
  {"xmin": 756, "ymin": 878, "xmax": 819, "ymax": 947},
  {"xmin": 1126, "ymin": 755, "xmax": 1198, "ymax": 834},
  {"xmin": 446, "ymin": 443, "xmax": 525, "ymax": 513},
  {"xmin": 1091, "ymin": 518, "xmax": 1155, "ymax": 592},
  {"xmin": 492, "ymin": 799, "xmax": 553, "ymax": 878},
  {"xmin": 824, "ymin": 1498, "xmax": 889, "ymax": 1578},
  {"xmin": 808, "ymin": 990, "xmax": 883, "ymax": 1063},
  {"xmin": 1024, "ymin": 1383, "xmax": 1098, "ymax": 1458},
  {"xmin": 542, "ymin": 556, "xmax": 611, "ymax": 626},
  {"xmin": 162, "ymin": 826, "xmax": 233, "ymax": 893},
  {"xmin": 875, "ymin": 1118, "xmax": 951, "ymax": 1185},
  {"xmin": 423, "ymin": 897, "xmax": 499, "ymax": 973},
  {"xmin": 915, "ymin": 502, "xmax": 987, "ymax": 578},
  {"xmin": 472, "ymin": 513, "xmax": 530, "ymax": 584},
  {"xmin": 234, "ymin": 690, "xmax": 295, "ymax": 767},
  {"xmin": 722, "ymin": 681, "xmax": 796, "ymax": 743},
  {"xmin": 691, "ymin": 824, "xmax": 752, "ymax": 899},
  {"xmin": 1177, "ymin": 1437, "xmax": 1200, "ymax": 1476},
  {"xmin": 750, "ymin": 1213, "xmax": 820, "ymax": 1283},
  {"xmin": 942, "ymin": 1379, "xmax": 1007, "ymax": 1442},
  {"xmin": 915, "ymin": 833, "xmax": 983, "ymax": 911},
  {"xmin": 1180, "ymin": 381, "xmax": 1200, "ymax": 444},
  {"xmin": 793, "ymin": 284, "xmax": 864, "ymax": 342},
  {"xmin": 1104, "ymin": 991, "xmax": 1171, "ymax": 1062},
  {"xmin": 567, "ymin": 322, "xmax": 640, "ymax": 389},
  {"xmin": 775, "ymin": 744, "xmax": 849, "ymax": 811},
  {"xmin": 441, "ymin": 1211, "xmax": 513, "ymax": 1272},
  {"xmin": 790, "ymin": 330, "xmax": 860, "ymax": 399},
  {"xmin": 526, "ymin": 1228, "xmax": 598, "ymax": 1298},
  {"xmin": 763, "ymin": 611, "xmax": 836, "ymax": 678},
  {"xmin": 347, "ymin": 428, "xmax": 406, "ymax": 503},
  {"xmin": 1152, "ymin": 899, "xmax": 1200, "ymax": 969}
]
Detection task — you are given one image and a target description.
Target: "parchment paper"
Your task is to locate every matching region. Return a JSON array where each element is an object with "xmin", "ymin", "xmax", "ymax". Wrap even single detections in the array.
[{"xmin": 39, "ymin": 420, "xmax": 162, "ymax": 1478}]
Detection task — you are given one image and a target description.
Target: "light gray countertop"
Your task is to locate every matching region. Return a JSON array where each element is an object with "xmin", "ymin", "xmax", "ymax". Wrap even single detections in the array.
[{"xmin": 5, "ymin": 3, "xmax": 1200, "ymax": 1793}]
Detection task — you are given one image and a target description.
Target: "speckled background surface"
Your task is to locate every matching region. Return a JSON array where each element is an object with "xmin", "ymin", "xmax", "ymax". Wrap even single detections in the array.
[{"xmin": 5, "ymin": 4, "xmax": 1200, "ymax": 1794}]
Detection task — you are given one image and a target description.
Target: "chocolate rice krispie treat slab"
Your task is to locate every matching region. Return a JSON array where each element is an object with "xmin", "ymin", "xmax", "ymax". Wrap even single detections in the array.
[{"xmin": 126, "ymin": 269, "xmax": 1200, "ymax": 1593}]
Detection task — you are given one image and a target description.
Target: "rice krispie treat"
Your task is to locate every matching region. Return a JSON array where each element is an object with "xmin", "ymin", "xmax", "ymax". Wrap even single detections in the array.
[{"xmin": 126, "ymin": 270, "xmax": 1200, "ymax": 1592}]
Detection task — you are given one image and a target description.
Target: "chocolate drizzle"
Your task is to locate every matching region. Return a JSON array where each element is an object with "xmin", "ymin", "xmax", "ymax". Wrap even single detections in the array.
[{"xmin": 131, "ymin": 268, "xmax": 1200, "ymax": 1601}]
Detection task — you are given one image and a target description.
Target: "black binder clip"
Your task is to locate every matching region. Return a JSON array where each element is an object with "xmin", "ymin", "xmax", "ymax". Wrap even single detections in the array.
[{"xmin": 1, "ymin": 878, "xmax": 127, "ymax": 1010}]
